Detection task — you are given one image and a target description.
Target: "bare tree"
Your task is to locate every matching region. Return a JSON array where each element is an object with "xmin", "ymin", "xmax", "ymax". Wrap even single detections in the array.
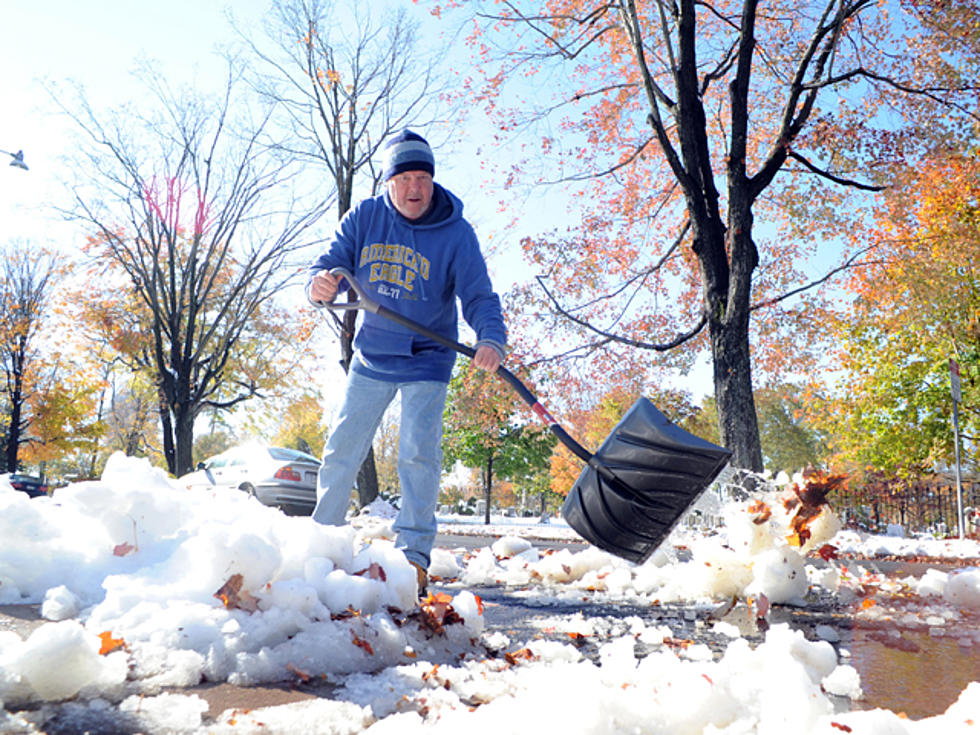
[
  {"xmin": 236, "ymin": 0, "xmax": 457, "ymax": 504},
  {"xmin": 56, "ymin": 64, "xmax": 329, "ymax": 477},
  {"xmin": 0, "ymin": 243, "xmax": 61, "ymax": 473}
]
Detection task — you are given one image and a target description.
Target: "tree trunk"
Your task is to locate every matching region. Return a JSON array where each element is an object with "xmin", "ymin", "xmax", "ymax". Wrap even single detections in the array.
[
  {"xmin": 158, "ymin": 384, "xmax": 176, "ymax": 475},
  {"xmin": 702, "ymin": 221, "xmax": 764, "ymax": 473},
  {"xmin": 5, "ymin": 382, "xmax": 21, "ymax": 473},
  {"xmin": 356, "ymin": 453, "xmax": 379, "ymax": 508},
  {"xmin": 174, "ymin": 405, "xmax": 195, "ymax": 478},
  {"xmin": 483, "ymin": 455, "xmax": 493, "ymax": 525},
  {"xmin": 3, "ymin": 345, "xmax": 27, "ymax": 473},
  {"xmin": 710, "ymin": 312, "xmax": 763, "ymax": 472}
]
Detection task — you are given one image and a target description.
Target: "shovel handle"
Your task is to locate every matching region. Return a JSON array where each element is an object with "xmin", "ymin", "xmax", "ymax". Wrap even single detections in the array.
[{"xmin": 322, "ymin": 267, "xmax": 595, "ymax": 466}]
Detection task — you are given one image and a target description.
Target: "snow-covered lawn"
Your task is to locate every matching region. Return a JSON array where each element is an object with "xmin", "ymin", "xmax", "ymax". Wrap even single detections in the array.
[{"xmin": 1, "ymin": 453, "xmax": 977, "ymax": 734}]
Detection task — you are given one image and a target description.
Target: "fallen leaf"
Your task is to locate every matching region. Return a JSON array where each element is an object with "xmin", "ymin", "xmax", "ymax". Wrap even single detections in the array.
[
  {"xmin": 818, "ymin": 544, "xmax": 839, "ymax": 561},
  {"xmin": 286, "ymin": 662, "xmax": 311, "ymax": 682},
  {"xmin": 98, "ymin": 631, "xmax": 126, "ymax": 655},
  {"xmin": 709, "ymin": 595, "xmax": 737, "ymax": 620},
  {"xmin": 503, "ymin": 648, "xmax": 534, "ymax": 665},
  {"xmin": 748, "ymin": 499, "xmax": 772, "ymax": 524},
  {"xmin": 213, "ymin": 574, "xmax": 260, "ymax": 613},
  {"xmin": 756, "ymin": 592, "xmax": 771, "ymax": 633},
  {"xmin": 785, "ymin": 472, "xmax": 845, "ymax": 546},
  {"xmin": 353, "ymin": 562, "xmax": 387, "ymax": 582},
  {"xmin": 351, "ymin": 631, "xmax": 374, "ymax": 655},
  {"xmin": 830, "ymin": 723, "xmax": 853, "ymax": 732}
]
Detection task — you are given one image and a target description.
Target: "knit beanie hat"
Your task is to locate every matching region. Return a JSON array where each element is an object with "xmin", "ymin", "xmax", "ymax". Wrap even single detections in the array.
[{"xmin": 382, "ymin": 129, "xmax": 435, "ymax": 180}]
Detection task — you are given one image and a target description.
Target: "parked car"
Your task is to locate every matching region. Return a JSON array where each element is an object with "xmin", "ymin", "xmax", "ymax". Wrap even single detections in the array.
[
  {"xmin": 179, "ymin": 445, "xmax": 320, "ymax": 515},
  {"xmin": 2, "ymin": 473, "xmax": 49, "ymax": 498}
]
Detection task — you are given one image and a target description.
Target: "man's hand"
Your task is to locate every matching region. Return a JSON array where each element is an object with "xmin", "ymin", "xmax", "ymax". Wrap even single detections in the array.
[
  {"xmin": 310, "ymin": 270, "xmax": 341, "ymax": 304},
  {"xmin": 472, "ymin": 345, "xmax": 501, "ymax": 372}
]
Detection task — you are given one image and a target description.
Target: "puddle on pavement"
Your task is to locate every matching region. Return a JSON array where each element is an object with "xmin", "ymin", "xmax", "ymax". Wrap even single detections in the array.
[
  {"xmin": 844, "ymin": 628, "xmax": 980, "ymax": 719},
  {"xmin": 722, "ymin": 601, "xmax": 979, "ymax": 720}
]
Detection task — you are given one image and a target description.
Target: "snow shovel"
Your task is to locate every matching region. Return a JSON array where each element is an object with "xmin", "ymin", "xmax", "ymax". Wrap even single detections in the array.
[{"xmin": 324, "ymin": 267, "xmax": 732, "ymax": 564}]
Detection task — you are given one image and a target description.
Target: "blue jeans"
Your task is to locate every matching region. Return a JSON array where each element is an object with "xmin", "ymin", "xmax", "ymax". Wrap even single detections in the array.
[{"xmin": 312, "ymin": 369, "xmax": 448, "ymax": 569}]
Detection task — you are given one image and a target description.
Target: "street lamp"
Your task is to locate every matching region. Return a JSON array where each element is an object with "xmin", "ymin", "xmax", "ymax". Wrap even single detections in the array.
[{"xmin": 0, "ymin": 149, "xmax": 28, "ymax": 171}]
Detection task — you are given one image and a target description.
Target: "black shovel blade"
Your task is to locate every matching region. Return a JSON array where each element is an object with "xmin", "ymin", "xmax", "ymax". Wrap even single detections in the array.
[{"xmin": 560, "ymin": 397, "xmax": 731, "ymax": 564}]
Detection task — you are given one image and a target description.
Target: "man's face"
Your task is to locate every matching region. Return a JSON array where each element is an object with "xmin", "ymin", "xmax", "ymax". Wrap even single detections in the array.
[{"xmin": 387, "ymin": 170, "xmax": 434, "ymax": 221}]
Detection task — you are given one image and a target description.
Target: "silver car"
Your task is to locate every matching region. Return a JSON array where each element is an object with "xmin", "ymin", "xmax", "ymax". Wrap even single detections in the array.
[{"xmin": 181, "ymin": 445, "xmax": 321, "ymax": 515}]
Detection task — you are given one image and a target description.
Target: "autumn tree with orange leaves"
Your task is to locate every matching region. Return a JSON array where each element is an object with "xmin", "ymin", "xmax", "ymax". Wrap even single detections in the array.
[
  {"xmin": 0, "ymin": 243, "xmax": 102, "ymax": 474},
  {"xmin": 808, "ymin": 151, "xmax": 980, "ymax": 479},
  {"xmin": 55, "ymin": 65, "xmax": 327, "ymax": 476},
  {"xmin": 0, "ymin": 244, "xmax": 59, "ymax": 472},
  {"xmin": 443, "ymin": 362, "xmax": 556, "ymax": 523},
  {"xmin": 428, "ymin": 0, "xmax": 980, "ymax": 473}
]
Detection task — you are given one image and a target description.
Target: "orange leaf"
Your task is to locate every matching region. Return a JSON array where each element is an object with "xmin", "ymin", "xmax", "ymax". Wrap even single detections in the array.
[
  {"xmin": 286, "ymin": 662, "xmax": 311, "ymax": 682},
  {"xmin": 98, "ymin": 631, "xmax": 126, "ymax": 655},
  {"xmin": 817, "ymin": 544, "xmax": 839, "ymax": 561},
  {"xmin": 861, "ymin": 597, "xmax": 876, "ymax": 609},
  {"xmin": 503, "ymin": 648, "xmax": 534, "ymax": 665},
  {"xmin": 351, "ymin": 631, "xmax": 375, "ymax": 655},
  {"xmin": 353, "ymin": 562, "xmax": 387, "ymax": 582},
  {"xmin": 748, "ymin": 500, "xmax": 771, "ymax": 524},
  {"xmin": 213, "ymin": 574, "xmax": 260, "ymax": 612}
]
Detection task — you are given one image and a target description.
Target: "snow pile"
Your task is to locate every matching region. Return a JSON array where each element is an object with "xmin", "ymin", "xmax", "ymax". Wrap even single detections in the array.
[
  {"xmin": 337, "ymin": 624, "xmax": 866, "ymax": 734},
  {"xmin": 10, "ymin": 623, "xmax": 978, "ymax": 734},
  {"xmin": 457, "ymin": 476, "xmax": 842, "ymax": 606},
  {"xmin": 832, "ymin": 528, "xmax": 980, "ymax": 560},
  {"xmin": 1, "ymin": 459, "xmax": 979, "ymax": 733},
  {"xmin": 0, "ymin": 454, "xmax": 482, "ymax": 708},
  {"xmin": 357, "ymin": 496, "xmax": 400, "ymax": 521}
]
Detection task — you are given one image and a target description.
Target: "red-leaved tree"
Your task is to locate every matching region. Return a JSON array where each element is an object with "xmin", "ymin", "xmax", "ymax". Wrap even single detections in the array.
[{"xmin": 429, "ymin": 0, "xmax": 980, "ymax": 472}]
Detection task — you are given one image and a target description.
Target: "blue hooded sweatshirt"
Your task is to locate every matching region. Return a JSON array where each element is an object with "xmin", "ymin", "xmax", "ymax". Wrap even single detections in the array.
[{"xmin": 308, "ymin": 183, "xmax": 507, "ymax": 383}]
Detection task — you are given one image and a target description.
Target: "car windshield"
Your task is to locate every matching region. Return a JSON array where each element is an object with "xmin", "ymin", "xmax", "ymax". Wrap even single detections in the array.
[{"xmin": 267, "ymin": 447, "xmax": 319, "ymax": 463}]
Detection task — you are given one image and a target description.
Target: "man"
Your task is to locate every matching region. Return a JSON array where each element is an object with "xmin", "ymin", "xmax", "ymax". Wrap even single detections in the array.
[{"xmin": 307, "ymin": 129, "xmax": 507, "ymax": 597}]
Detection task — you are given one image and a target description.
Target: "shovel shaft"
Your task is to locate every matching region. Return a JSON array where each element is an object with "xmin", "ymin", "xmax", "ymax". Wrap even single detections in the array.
[{"xmin": 324, "ymin": 267, "xmax": 594, "ymax": 465}]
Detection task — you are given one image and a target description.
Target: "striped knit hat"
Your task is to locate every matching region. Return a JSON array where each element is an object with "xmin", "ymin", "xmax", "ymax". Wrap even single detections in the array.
[{"xmin": 382, "ymin": 129, "xmax": 435, "ymax": 180}]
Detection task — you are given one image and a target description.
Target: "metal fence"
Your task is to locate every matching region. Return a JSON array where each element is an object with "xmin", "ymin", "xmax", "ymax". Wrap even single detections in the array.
[{"xmin": 831, "ymin": 472, "xmax": 979, "ymax": 538}]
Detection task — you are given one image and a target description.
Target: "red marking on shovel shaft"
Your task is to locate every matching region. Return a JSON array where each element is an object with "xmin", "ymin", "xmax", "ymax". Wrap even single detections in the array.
[{"xmin": 532, "ymin": 402, "xmax": 557, "ymax": 426}]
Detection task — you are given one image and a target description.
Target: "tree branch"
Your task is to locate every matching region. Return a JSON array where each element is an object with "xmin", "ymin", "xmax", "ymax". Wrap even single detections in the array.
[
  {"xmin": 751, "ymin": 245, "xmax": 880, "ymax": 310},
  {"xmin": 786, "ymin": 149, "xmax": 886, "ymax": 191}
]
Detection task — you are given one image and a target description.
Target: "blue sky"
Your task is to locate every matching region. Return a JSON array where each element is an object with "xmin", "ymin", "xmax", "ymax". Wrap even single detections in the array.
[
  {"xmin": 0, "ymin": 1, "xmax": 556, "ymax": 286},
  {"xmin": 1, "ymin": 1, "xmax": 274, "ymax": 247}
]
